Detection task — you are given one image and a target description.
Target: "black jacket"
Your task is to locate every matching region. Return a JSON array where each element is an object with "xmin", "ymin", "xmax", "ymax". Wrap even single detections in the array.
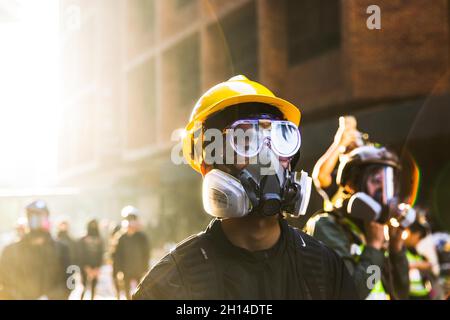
[
  {"xmin": 133, "ymin": 218, "xmax": 358, "ymax": 300},
  {"xmin": 57, "ymin": 232, "xmax": 79, "ymax": 267},
  {"xmin": 78, "ymin": 235, "xmax": 104, "ymax": 269},
  {"xmin": 114, "ymin": 231, "xmax": 150, "ymax": 279},
  {"xmin": 0, "ymin": 232, "xmax": 71, "ymax": 300}
]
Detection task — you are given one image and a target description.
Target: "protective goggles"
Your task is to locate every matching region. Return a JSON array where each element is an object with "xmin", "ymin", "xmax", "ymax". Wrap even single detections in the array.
[{"xmin": 225, "ymin": 119, "xmax": 301, "ymax": 158}]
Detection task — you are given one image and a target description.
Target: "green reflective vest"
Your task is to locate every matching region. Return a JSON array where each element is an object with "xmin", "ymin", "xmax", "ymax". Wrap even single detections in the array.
[
  {"xmin": 406, "ymin": 250, "xmax": 431, "ymax": 297},
  {"xmin": 343, "ymin": 218, "xmax": 390, "ymax": 300}
]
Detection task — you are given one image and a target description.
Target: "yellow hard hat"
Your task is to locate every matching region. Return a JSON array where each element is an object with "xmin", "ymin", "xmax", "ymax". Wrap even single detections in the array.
[{"xmin": 182, "ymin": 75, "xmax": 302, "ymax": 174}]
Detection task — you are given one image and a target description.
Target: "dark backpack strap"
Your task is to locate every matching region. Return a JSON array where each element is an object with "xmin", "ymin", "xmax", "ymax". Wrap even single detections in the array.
[{"xmin": 171, "ymin": 233, "xmax": 223, "ymax": 300}]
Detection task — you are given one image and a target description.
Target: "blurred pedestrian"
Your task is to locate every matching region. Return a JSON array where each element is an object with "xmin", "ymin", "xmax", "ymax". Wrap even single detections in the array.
[
  {"xmin": 114, "ymin": 206, "xmax": 149, "ymax": 300},
  {"xmin": 435, "ymin": 233, "xmax": 450, "ymax": 299},
  {"xmin": 15, "ymin": 217, "xmax": 28, "ymax": 241},
  {"xmin": 78, "ymin": 219, "xmax": 104, "ymax": 300},
  {"xmin": 414, "ymin": 206, "xmax": 441, "ymax": 278},
  {"xmin": 57, "ymin": 220, "xmax": 79, "ymax": 267},
  {"xmin": 404, "ymin": 217, "xmax": 433, "ymax": 299},
  {"xmin": 0, "ymin": 200, "xmax": 71, "ymax": 299},
  {"xmin": 109, "ymin": 223, "xmax": 123, "ymax": 299}
]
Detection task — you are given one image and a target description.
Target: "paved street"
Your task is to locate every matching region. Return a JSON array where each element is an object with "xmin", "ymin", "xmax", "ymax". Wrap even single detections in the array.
[{"xmin": 69, "ymin": 264, "xmax": 134, "ymax": 300}]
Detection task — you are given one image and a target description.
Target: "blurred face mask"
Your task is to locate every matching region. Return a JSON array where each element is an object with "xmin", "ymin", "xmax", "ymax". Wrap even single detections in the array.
[
  {"xmin": 122, "ymin": 219, "xmax": 139, "ymax": 231},
  {"xmin": 28, "ymin": 213, "xmax": 50, "ymax": 231},
  {"xmin": 127, "ymin": 220, "xmax": 139, "ymax": 229},
  {"xmin": 202, "ymin": 119, "xmax": 311, "ymax": 219}
]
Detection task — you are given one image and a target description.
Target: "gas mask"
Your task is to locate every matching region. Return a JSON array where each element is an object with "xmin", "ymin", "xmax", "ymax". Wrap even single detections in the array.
[
  {"xmin": 28, "ymin": 214, "xmax": 50, "ymax": 231},
  {"xmin": 202, "ymin": 118, "xmax": 312, "ymax": 219},
  {"xmin": 345, "ymin": 166, "xmax": 416, "ymax": 228},
  {"xmin": 26, "ymin": 200, "xmax": 50, "ymax": 232}
]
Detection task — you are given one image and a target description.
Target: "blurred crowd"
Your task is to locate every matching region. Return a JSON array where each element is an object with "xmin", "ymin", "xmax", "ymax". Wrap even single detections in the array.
[{"xmin": 0, "ymin": 202, "xmax": 150, "ymax": 300}]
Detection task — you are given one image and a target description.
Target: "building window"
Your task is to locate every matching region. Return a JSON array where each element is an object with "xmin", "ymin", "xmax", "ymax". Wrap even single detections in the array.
[
  {"xmin": 127, "ymin": 0, "xmax": 156, "ymax": 57},
  {"xmin": 220, "ymin": 1, "xmax": 258, "ymax": 80},
  {"xmin": 62, "ymin": 17, "xmax": 95, "ymax": 95},
  {"xmin": 286, "ymin": 0, "xmax": 341, "ymax": 66},
  {"xmin": 60, "ymin": 94, "xmax": 95, "ymax": 169},
  {"xmin": 126, "ymin": 59, "xmax": 156, "ymax": 149},
  {"xmin": 175, "ymin": 0, "xmax": 195, "ymax": 9},
  {"xmin": 128, "ymin": 0, "xmax": 155, "ymax": 35},
  {"xmin": 165, "ymin": 33, "xmax": 200, "ymax": 110}
]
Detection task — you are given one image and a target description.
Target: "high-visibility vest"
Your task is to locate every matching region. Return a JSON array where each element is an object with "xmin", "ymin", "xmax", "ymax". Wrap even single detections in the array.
[
  {"xmin": 366, "ymin": 278, "xmax": 389, "ymax": 300},
  {"xmin": 406, "ymin": 250, "xmax": 431, "ymax": 297},
  {"xmin": 343, "ymin": 218, "xmax": 390, "ymax": 300}
]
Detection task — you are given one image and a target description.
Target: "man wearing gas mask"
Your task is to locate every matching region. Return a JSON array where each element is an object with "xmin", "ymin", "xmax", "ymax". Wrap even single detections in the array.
[
  {"xmin": 0, "ymin": 200, "xmax": 71, "ymax": 299},
  {"xmin": 309, "ymin": 145, "xmax": 414, "ymax": 300},
  {"xmin": 134, "ymin": 75, "xmax": 357, "ymax": 300}
]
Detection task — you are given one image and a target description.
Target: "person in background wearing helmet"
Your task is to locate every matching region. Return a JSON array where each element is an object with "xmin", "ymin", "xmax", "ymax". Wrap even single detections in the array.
[
  {"xmin": 114, "ymin": 206, "xmax": 150, "ymax": 299},
  {"xmin": 0, "ymin": 200, "xmax": 71, "ymax": 299},
  {"xmin": 134, "ymin": 75, "xmax": 357, "ymax": 300},
  {"xmin": 404, "ymin": 216, "xmax": 433, "ymax": 299},
  {"xmin": 78, "ymin": 219, "xmax": 104, "ymax": 300},
  {"xmin": 308, "ymin": 145, "xmax": 412, "ymax": 300},
  {"xmin": 312, "ymin": 116, "xmax": 365, "ymax": 212}
]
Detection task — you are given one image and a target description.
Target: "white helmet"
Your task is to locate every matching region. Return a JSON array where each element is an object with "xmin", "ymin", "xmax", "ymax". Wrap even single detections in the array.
[{"xmin": 121, "ymin": 205, "xmax": 139, "ymax": 219}]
